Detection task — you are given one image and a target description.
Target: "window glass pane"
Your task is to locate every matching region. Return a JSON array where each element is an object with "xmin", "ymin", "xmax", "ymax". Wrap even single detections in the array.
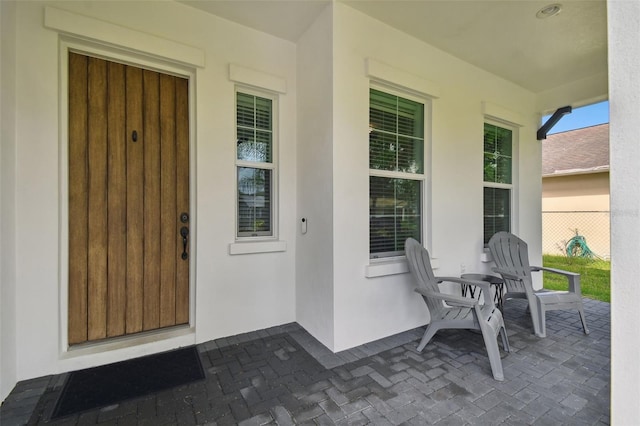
[
  {"xmin": 255, "ymin": 97, "xmax": 272, "ymax": 130},
  {"xmin": 483, "ymin": 153, "xmax": 496, "ymax": 182},
  {"xmin": 237, "ymin": 130, "xmax": 272, "ymax": 162},
  {"xmin": 370, "ymin": 177, "xmax": 421, "ymax": 257},
  {"xmin": 254, "ymin": 131, "xmax": 272, "ymax": 162},
  {"xmin": 238, "ymin": 167, "xmax": 272, "ymax": 236},
  {"xmin": 496, "ymin": 156, "xmax": 512, "ymax": 184},
  {"xmin": 496, "ymin": 127, "xmax": 512, "ymax": 157},
  {"xmin": 237, "ymin": 92, "xmax": 255, "ymax": 128},
  {"xmin": 397, "ymin": 97, "xmax": 424, "ymax": 138},
  {"xmin": 237, "ymin": 128, "xmax": 255, "ymax": 161},
  {"xmin": 370, "ymin": 89, "xmax": 398, "ymax": 133},
  {"xmin": 369, "ymin": 132, "xmax": 397, "ymax": 171},
  {"xmin": 483, "ymin": 124, "xmax": 497, "ymax": 153},
  {"xmin": 483, "ymin": 187, "xmax": 510, "ymax": 244},
  {"xmin": 397, "ymin": 136, "xmax": 423, "ymax": 174}
]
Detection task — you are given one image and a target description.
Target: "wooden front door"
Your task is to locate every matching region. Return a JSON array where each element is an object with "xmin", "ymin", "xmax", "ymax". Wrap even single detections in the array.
[{"xmin": 68, "ymin": 52, "xmax": 190, "ymax": 345}]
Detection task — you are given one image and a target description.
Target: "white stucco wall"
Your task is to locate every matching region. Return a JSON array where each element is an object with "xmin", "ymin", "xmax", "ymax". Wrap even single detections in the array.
[
  {"xmin": 294, "ymin": 3, "xmax": 545, "ymax": 352},
  {"xmin": 7, "ymin": 0, "xmax": 297, "ymax": 385},
  {"xmin": 608, "ymin": 0, "xmax": 640, "ymax": 422},
  {"xmin": 295, "ymin": 4, "xmax": 336, "ymax": 349},
  {"xmin": 1, "ymin": 0, "xmax": 18, "ymax": 403},
  {"xmin": 294, "ymin": 3, "xmax": 545, "ymax": 353},
  {"xmin": 327, "ymin": 4, "xmax": 541, "ymax": 351}
]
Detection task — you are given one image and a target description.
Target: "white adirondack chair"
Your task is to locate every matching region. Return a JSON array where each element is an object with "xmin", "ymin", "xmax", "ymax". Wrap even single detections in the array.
[
  {"xmin": 488, "ymin": 232, "xmax": 589, "ymax": 338},
  {"xmin": 405, "ymin": 238, "xmax": 510, "ymax": 381}
]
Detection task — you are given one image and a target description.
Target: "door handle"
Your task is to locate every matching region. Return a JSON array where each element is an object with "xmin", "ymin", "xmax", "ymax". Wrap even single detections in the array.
[{"xmin": 180, "ymin": 226, "xmax": 189, "ymax": 260}]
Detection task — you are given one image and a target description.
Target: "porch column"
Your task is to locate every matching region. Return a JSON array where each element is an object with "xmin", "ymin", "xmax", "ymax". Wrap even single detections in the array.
[
  {"xmin": 608, "ymin": 0, "xmax": 640, "ymax": 422},
  {"xmin": 0, "ymin": 0, "xmax": 18, "ymax": 402}
]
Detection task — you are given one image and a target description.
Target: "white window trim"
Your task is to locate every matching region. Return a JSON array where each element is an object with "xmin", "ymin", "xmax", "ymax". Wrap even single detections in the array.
[
  {"xmin": 44, "ymin": 7, "xmax": 205, "ymax": 68},
  {"xmin": 56, "ymin": 36, "xmax": 199, "ymax": 355},
  {"xmin": 365, "ymin": 257, "xmax": 440, "ymax": 278},
  {"xmin": 368, "ymin": 83, "xmax": 432, "ymax": 270},
  {"xmin": 233, "ymin": 86, "xmax": 279, "ymax": 241},
  {"xmin": 228, "ymin": 64, "xmax": 287, "ymax": 255},
  {"xmin": 366, "ymin": 58, "xmax": 441, "ymax": 99},
  {"xmin": 229, "ymin": 63, "xmax": 286, "ymax": 94},
  {"xmin": 483, "ymin": 119, "xmax": 520, "ymax": 246}
]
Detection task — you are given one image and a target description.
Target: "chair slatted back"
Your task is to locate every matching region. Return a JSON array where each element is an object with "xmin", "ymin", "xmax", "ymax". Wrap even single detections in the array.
[
  {"xmin": 405, "ymin": 238, "xmax": 445, "ymax": 316},
  {"xmin": 488, "ymin": 232, "xmax": 532, "ymax": 294}
]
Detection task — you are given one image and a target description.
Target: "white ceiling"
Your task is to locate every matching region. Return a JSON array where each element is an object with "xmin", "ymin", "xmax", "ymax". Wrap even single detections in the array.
[{"xmin": 178, "ymin": 0, "xmax": 608, "ymax": 94}]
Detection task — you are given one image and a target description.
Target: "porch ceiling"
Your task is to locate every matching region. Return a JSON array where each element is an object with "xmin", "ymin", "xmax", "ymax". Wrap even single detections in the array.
[{"xmin": 178, "ymin": 0, "xmax": 607, "ymax": 95}]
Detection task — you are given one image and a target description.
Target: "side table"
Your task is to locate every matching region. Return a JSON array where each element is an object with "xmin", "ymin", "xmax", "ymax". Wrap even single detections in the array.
[{"xmin": 460, "ymin": 273, "xmax": 505, "ymax": 310}]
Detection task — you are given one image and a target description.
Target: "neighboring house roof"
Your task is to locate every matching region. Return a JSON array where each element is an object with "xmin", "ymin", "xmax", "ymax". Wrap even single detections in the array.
[{"xmin": 542, "ymin": 123, "xmax": 610, "ymax": 177}]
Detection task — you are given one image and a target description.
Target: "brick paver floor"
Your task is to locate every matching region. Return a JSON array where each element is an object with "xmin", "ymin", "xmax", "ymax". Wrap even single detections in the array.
[{"xmin": 1, "ymin": 297, "xmax": 610, "ymax": 425}]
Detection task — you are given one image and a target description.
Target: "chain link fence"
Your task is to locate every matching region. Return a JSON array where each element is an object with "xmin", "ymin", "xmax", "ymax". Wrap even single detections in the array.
[{"xmin": 542, "ymin": 211, "xmax": 610, "ymax": 259}]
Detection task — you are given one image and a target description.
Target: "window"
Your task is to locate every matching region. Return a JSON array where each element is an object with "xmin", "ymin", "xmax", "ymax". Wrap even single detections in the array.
[
  {"xmin": 483, "ymin": 122, "xmax": 513, "ymax": 244},
  {"xmin": 236, "ymin": 90, "xmax": 276, "ymax": 238},
  {"xmin": 369, "ymin": 88, "xmax": 425, "ymax": 258}
]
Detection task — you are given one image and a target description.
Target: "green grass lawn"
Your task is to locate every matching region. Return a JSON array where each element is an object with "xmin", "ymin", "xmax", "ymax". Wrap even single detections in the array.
[{"xmin": 542, "ymin": 254, "xmax": 610, "ymax": 302}]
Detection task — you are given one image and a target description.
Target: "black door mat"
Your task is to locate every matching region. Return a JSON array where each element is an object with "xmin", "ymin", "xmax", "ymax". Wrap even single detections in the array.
[{"xmin": 50, "ymin": 346, "xmax": 204, "ymax": 420}]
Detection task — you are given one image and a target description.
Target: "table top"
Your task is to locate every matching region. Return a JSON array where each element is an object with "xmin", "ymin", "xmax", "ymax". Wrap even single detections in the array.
[{"xmin": 460, "ymin": 273, "xmax": 504, "ymax": 285}]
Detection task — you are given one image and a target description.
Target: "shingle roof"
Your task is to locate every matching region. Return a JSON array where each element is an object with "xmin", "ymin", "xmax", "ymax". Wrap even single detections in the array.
[{"xmin": 542, "ymin": 123, "xmax": 609, "ymax": 176}]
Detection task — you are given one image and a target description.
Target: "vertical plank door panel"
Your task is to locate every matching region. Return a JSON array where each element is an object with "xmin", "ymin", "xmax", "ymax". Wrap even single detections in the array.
[
  {"xmin": 68, "ymin": 52, "xmax": 89, "ymax": 345},
  {"xmin": 159, "ymin": 74, "xmax": 177, "ymax": 327},
  {"xmin": 107, "ymin": 62, "xmax": 127, "ymax": 337},
  {"xmin": 143, "ymin": 70, "xmax": 161, "ymax": 331},
  {"xmin": 175, "ymin": 77, "xmax": 190, "ymax": 325},
  {"xmin": 87, "ymin": 57, "xmax": 108, "ymax": 341},
  {"xmin": 125, "ymin": 66, "xmax": 144, "ymax": 334}
]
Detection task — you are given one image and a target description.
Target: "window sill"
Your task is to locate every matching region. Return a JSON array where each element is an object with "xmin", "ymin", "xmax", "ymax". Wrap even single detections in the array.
[
  {"xmin": 229, "ymin": 240, "xmax": 287, "ymax": 255},
  {"xmin": 365, "ymin": 257, "xmax": 439, "ymax": 278}
]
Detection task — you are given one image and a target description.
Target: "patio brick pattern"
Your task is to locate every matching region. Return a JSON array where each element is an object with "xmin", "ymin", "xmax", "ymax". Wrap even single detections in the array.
[{"xmin": 1, "ymin": 298, "xmax": 610, "ymax": 425}]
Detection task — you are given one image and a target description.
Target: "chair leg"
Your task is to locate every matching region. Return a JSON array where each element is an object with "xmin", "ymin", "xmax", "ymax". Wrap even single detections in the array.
[
  {"xmin": 481, "ymin": 330, "xmax": 505, "ymax": 381},
  {"xmin": 529, "ymin": 294, "xmax": 545, "ymax": 337},
  {"xmin": 499, "ymin": 325, "xmax": 510, "ymax": 353},
  {"xmin": 578, "ymin": 305, "xmax": 590, "ymax": 335},
  {"xmin": 536, "ymin": 298, "xmax": 547, "ymax": 338},
  {"xmin": 417, "ymin": 324, "xmax": 439, "ymax": 352}
]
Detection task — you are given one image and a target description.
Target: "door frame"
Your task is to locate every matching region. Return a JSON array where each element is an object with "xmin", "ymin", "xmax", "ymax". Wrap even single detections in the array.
[{"xmin": 57, "ymin": 38, "xmax": 198, "ymax": 356}]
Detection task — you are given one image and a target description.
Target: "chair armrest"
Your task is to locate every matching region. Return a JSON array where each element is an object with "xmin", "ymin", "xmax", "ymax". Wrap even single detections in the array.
[
  {"xmin": 531, "ymin": 266, "xmax": 578, "ymax": 277},
  {"xmin": 432, "ymin": 276, "xmax": 496, "ymax": 308},
  {"xmin": 531, "ymin": 266, "xmax": 581, "ymax": 294},
  {"xmin": 490, "ymin": 267, "xmax": 521, "ymax": 281},
  {"xmin": 414, "ymin": 288, "xmax": 477, "ymax": 308}
]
